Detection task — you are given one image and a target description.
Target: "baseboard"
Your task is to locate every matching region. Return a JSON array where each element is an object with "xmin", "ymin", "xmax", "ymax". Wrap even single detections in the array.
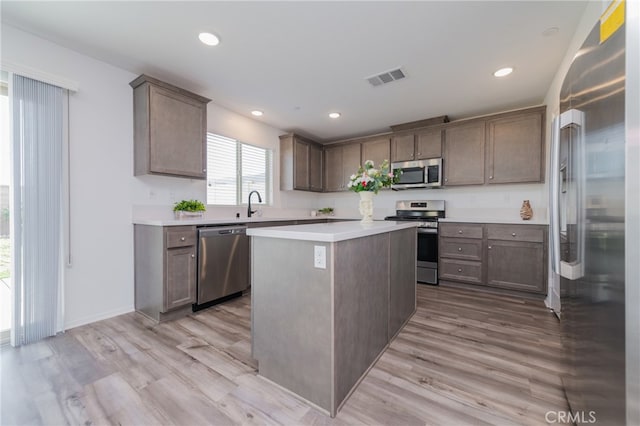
[{"xmin": 64, "ymin": 305, "xmax": 135, "ymax": 330}]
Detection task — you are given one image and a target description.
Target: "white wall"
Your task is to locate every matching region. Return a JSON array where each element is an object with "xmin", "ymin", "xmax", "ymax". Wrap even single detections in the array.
[{"xmin": 1, "ymin": 24, "xmax": 314, "ymax": 329}]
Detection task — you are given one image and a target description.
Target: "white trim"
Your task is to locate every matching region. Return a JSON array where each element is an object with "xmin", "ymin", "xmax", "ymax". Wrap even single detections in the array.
[
  {"xmin": 0, "ymin": 60, "xmax": 79, "ymax": 92},
  {"xmin": 64, "ymin": 305, "xmax": 134, "ymax": 330}
]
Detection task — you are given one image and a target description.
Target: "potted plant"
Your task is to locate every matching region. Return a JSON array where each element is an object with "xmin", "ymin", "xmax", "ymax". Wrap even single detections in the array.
[
  {"xmin": 173, "ymin": 199, "xmax": 206, "ymax": 219},
  {"xmin": 318, "ymin": 207, "xmax": 334, "ymax": 216}
]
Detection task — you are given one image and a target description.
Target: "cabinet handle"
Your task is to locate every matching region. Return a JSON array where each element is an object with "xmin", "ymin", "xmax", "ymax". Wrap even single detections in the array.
[
  {"xmin": 445, "ymin": 178, "xmax": 448, "ymax": 182},
  {"xmin": 512, "ymin": 233, "xmax": 517, "ymax": 237},
  {"xmin": 191, "ymin": 254, "xmax": 195, "ymax": 258},
  {"xmin": 458, "ymin": 230, "xmax": 463, "ymax": 234},
  {"xmin": 488, "ymin": 246, "xmax": 492, "ymax": 249},
  {"xmin": 203, "ymin": 169, "xmax": 207, "ymax": 172},
  {"xmin": 180, "ymin": 237, "xmax": 186, "ymax": 241},
  {"xmin": 489, "ymin": 175, "xmax": 493, "ymax": 179},
  {"xmin": 458, "ymin": 268, "xmax": 463, "ymax": 272},
  {"xmin": 417, "ymin": 152, "xmax": 421, "ymax": 157},
  {"xmin": 457, "ymin": 247, "xmax": 462, "ymax": 251}
]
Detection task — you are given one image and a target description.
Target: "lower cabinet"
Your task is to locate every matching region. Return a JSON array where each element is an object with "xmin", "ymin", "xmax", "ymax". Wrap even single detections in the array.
[
  {"xmin": 439, "ymin": 222, "xmax": 547, "ymax": 295},
  {"xmin": 439, "ymin": 223, "xmax": 484, "ymax": 286},
  {"xmin": 486, "ymin": 224, "xmax": 547, "ymax": 293},
  {"xmin": 134, "ymin": 225, "xmax": 197, "ymax": 322}
]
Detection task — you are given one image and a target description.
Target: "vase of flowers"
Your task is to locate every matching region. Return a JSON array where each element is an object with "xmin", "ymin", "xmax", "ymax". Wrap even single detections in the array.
[{"xmin": 348, "ymin": 159, "xmax": 401, "ymax": 223}]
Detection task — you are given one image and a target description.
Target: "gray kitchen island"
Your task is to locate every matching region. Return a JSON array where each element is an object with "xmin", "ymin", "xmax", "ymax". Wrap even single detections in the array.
[{"xmin": 247, "ymin": 221, "xmax": 417, "ymax": 417}]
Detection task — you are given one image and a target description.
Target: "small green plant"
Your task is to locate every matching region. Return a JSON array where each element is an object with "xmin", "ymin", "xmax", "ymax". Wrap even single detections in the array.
[
  {"xmin": 173, "ymin": 199, "xmax": 206, "ymax": 212},
  {"xmin": 318, "ymin": 207, "xmax": 334, "ymax": 214}
]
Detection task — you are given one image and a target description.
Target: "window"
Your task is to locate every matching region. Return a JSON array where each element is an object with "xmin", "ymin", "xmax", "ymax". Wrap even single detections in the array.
[{"xmin": 206, "ymin": 133, "xmax": 272, "ymax": 206}]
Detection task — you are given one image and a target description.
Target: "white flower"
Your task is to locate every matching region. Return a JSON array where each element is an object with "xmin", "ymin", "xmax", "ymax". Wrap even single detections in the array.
[
  {"xmin": 364, "ymin": 160, "xmax": 374, "ymax": 167},
  {"xmin": 367, "ymin": 168, "xmax": 378, "ymax": 176},
  {"xmin": 350, "ymin": 174, "xmax": 357, "ymax": 180}
]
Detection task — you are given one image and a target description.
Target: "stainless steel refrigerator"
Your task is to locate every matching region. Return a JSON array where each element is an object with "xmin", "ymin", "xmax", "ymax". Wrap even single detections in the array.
[{"xmin": 550, "ymin": 14, "xmax": 626, "ymax": 426}]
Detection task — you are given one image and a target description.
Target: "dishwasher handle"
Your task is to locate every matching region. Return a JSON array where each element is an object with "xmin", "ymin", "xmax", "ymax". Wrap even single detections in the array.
[{"xmin": 198, "ymin": 225, "xmax": 247, "ymax": 237}]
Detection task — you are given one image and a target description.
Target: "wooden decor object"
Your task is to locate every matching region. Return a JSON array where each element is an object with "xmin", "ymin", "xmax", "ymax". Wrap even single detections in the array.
[{"xmin": 520, "ymin": 200, "xmax": 533, "ymax": 220}]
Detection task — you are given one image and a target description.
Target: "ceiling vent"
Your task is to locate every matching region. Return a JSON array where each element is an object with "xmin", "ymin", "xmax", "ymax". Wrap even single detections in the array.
[{"xmin": 366, "ymin": 67, "xmax": 406, "ymax": 87}]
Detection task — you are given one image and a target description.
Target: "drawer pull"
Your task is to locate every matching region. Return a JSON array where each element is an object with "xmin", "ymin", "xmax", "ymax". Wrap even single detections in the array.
[
  {"xmin": 180, "ymin": 237, "xmax": 186, "ymax": 241},
  {"xmin": 458, "ymin": 268, "xmax": 463, "ymax": 272},
  {"xmin": 488, "ymin": 245, "xmax": 492, "ymax": 249},
  {"xmin": 191, "ymin": 254, "xmax": 195, "ymax": 258},
  {"xmin": 512, "ymin": 233, "xmax": 517, "ymax": 237},
  {"xmin": 458, "ymin": 230, "xmax": 463, "ymax": 234},
  {"xmin": 457, "ymin": 247, "xmax": 462, "ymax": 251}
]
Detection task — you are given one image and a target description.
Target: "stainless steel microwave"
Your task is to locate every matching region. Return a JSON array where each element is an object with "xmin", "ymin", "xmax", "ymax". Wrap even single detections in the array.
[{"xmin": 391, "ymin": 158, "xmax": 443, "ymax": 189}]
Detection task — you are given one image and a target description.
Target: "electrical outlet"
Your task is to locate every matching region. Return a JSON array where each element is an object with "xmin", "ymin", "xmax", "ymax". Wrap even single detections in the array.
[{"xmin": 314, "ymin": 245, "xmax": 326, "ymax": 269}]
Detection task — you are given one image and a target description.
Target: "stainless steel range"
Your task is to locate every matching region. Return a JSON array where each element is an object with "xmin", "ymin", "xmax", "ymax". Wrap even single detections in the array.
[{"xmin": 385, "ymin": 200, "xmax": 445, "ymax": 285}]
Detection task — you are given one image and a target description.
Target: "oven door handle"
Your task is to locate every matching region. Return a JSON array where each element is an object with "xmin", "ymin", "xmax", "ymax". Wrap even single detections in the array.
[{"xmin": 417, "ymin": 228, "xmax": 438, "ymax": 234}]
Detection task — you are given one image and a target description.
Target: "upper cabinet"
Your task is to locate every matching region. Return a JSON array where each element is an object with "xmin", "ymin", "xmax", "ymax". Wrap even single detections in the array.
[
  {"xmin": 280, "ymin": 133, "xmax": 323, "ymax": 192},
  {"xmin": 443, "ymin": 106, "xmax": 545, "ymax": 186},
  {"xmin": 391, "ymin": 134, "xmax": 415, "ymax": 162},
  {"xmin": 486, "ymin": 107, "xmax": 545, "ymax": 184},
  {"xmin": 280, "ymin": 105, "xmax": 545, "ymax": 193},
  {"xmin": 392, "ymin": 130, "xmax": 442, "ymax": 162},
  {"xmin": 324, "ymin": 143, "xmax": 361, "ymax": 192},
  {"xmin": 443, "ymin": 122, "xmax": 486, "ymax": 186},
  {"xmin": 130, "ymin": 75, "xmax": 210, "ymax": 179},
  {"xmin": 361, "ymin": 137, "xmax": 391, "ymax": 166}
]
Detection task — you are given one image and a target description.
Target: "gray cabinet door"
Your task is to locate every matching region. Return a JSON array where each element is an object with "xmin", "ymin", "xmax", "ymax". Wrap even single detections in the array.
[
  {"xmin": 309, "ymin": 143, "xmax": 323, "ymax": 192},
  {"xmin": 362, "ymin": 137, "xmax": 391, "ymax": 166},
  {"xmin": 486, "ymin": 240, "xmax": 546, "ymax": 293},
  {"xmin": 391, "ymin": 134, "xmax": 415, "ymax": 162},
  {"xmin": 416, "ymin": 129, "xmax": 442, "ymax": 159},
  {"xmin": 294, "ymin": 139, "xmax": 310, "ymax": 190},
  {"xmin": 149, "ymin": 85, "xmax": 206, "ymax": 178},
  {"xmin": 324, "ymin": 146, "xmax": 343, "ymax": 192},
  {"xmin": 341, "ymin": 143, "xmax": 362, "ymax": 190},
  {"xmin": 131, "ymin": 75, "xmax": 209, "ymax": 180},
  {"xmin": 443, "ymin": 122, "xmax": 485, "ymax": 185},
  {"xmin": 487, "ymin": 110, "xmax": 544, "ymax": 184},
  {"xmin": 164, "ymin": 246, "xmax": 196, "ymax": 311}
]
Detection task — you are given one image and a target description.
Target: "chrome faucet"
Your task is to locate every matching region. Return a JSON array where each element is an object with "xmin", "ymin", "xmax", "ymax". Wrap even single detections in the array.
[{"xmin": 247, "ymin": 190, "xmax": 262, "ymax": 218}]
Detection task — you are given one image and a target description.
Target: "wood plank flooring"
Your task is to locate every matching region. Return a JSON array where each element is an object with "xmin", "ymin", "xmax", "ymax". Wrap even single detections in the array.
[{"xmin": 0, "ymin": 285, "xmax": 568, "ymax": 425}]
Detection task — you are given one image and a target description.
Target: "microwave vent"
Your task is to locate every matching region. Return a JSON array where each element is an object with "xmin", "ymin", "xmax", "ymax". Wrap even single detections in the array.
[{"xmin": 366, "ymin": 67, "xmax": 406, "ymax": 87}]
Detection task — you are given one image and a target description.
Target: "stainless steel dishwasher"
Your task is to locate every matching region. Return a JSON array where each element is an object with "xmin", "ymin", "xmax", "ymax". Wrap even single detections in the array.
[{"xmin": 195, "ymin": 225, "xmax": 249, "ymax": 309}]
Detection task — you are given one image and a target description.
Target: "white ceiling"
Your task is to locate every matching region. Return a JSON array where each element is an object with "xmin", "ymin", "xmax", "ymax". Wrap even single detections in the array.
[{"xmin": 1, "ymin": 1, "xmax": 588, "ymax": 142}]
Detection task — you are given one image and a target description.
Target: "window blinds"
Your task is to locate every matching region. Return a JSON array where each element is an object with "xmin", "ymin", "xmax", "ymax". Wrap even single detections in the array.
[
  {"xmin": 206, "ymin": 133, "xmax": 272, "ymax": 205},
  {"xmin": 11, "ymin": 74, "xmax": 64, "ymax": 346}
]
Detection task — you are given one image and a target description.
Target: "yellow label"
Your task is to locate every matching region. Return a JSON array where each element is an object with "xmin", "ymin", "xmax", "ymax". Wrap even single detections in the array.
[{"xmin": 600, "ymin": 0, "xmax": 625, "ymax": 43}]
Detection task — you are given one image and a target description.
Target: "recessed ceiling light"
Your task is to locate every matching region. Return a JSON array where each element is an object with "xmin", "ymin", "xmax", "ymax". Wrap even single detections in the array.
[
  {"xmin": 251, "ymin": 110, "xmax": 263, "ymax": 117},
  {"xmin": 329, "ymin": 112, "xmax": 341, "ymax": 119},
  {"xmin": 493, "ymin": 67, "xmax": 514, "ymax": 77},
  {"xmin": 198, "ymin": 32, "xmax": 220, "ymax": 46}
]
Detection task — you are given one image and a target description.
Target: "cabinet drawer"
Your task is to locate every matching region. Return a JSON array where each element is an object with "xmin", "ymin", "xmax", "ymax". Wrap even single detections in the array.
[
  {"xmin": 439, "ymin": 258, "xmax": 483, "ymax": 284},
  {"xmin": 486, "ymin": 224, "xmax": 545, "ymax": 243},
  {"xmin": 439, "ymin": 238, "xmax": 483, "ymax": 261},
  {"xmin": 439, "ymin": 223, "xmax": 483, "ymax": 239},
  {"xmin": 165, "ymin": 226, "xmax": 196, "ymax": 248}
]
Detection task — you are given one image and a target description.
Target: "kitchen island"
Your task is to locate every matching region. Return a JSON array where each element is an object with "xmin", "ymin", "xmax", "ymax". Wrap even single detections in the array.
[{"xmin": 247, "ymin": 221, "xmax": 417, "ymax": 417}]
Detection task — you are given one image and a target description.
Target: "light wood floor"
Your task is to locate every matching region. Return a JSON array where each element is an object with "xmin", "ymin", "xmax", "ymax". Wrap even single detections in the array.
[{"xmin": 1, "ymin": 285, "xmax": 568, "ymax": 425}]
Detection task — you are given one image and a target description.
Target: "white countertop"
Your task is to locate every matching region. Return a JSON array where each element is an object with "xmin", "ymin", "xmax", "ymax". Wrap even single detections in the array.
[
  {"xmin": 439, "ymin": 217, "xmax": 548, "ymax": 225},
  {"xmin": 246, "ymin": 221, "xmax": 417, "ymax": 242},
  {"xmin": 132, "ymin": 215, "xmax": 347, "ymax": 227}
]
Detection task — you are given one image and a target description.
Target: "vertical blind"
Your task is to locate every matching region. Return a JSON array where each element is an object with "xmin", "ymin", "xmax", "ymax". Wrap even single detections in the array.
[
  {"xmin": 11, "ymin": 74, "xmax": 64, "ymax": 346},
  {"xmin": 206, "ymin": 133, "xmax": 272, "ymax": 205}
]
